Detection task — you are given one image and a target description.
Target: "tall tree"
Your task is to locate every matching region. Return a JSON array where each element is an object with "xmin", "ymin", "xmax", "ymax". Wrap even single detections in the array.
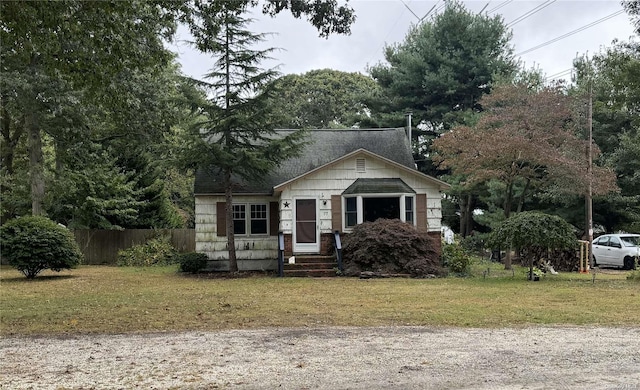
[
  {"xmin": 623, "ymin": 0, "xmax": 640, "ymax": 34},
  {"xmin": 432, "ymin": 82, "xmax": 618, "ymax": 268},
  {"xmin": 362, "ymin": 0, "xmax": 516, "ymax": 236},
  {"xmin": 1, "ymin": 0, "xmax": 356, "ymax": 227},
  {"xmin": 181, "ymin": 3, "xmax": 306, "ymax": 272},
  {"xmin": 1, "ymin": 1, "xmax": 176, "ymax": 216},
  {"xmin": 267, "ymin": 69, "xmax": 379, "ymax": 128},
  {"xmin": 366, "ymin": 0, "xmax": 516, "ymax": 144},
  {"xmin": 569, "ymin": 38, "xmax": 640, "ymax": 232}
]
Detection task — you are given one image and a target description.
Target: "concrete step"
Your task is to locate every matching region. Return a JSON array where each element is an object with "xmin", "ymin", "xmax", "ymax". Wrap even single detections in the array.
[
  {"xmin": 284, "ymin": 268, "xmax": 338, "ymax": 277},
  {"xmin": 287, "ymin": 255, "xmax": 335, "ymax": 264},
  {"xmin": 284, "ymin": 262, "xmax": 335, "ymax": 270},
  {"xmin": 282, "ymin": 255, "xmax": 338, "ymax": 277}
]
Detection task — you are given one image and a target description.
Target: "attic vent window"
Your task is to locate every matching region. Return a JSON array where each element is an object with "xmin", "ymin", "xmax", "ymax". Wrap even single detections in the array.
[{"xmin": 356, "ymin": 158, "xmax": 366, "ymax": 172}]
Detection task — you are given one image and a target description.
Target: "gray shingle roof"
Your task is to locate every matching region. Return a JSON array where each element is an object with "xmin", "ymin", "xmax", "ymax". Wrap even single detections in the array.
[
  {"xmin": 342, "ymin": 178, "xmax": 415, "ymax": 194},
  {"xmin": 194, "ymin": 128, "xmax": 415, "ymax": 194}
]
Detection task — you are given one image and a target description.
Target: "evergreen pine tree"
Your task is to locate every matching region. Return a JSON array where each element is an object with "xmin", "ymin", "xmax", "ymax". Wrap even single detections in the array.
[{"xmin": 187, "ymin": 2, "xmax": 306, "ymax": 272}]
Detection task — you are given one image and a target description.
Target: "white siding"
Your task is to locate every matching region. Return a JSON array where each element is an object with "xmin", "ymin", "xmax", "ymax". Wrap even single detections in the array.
[
  {"xmin": 195, "ymin": 195, "xmax": 279, "ymax": 270},
  {"xmin": 278, "ymin": 153, "xmax": 444, "ymax": 233},
  {"xmin": 194, "ymin": 152, "xmax": 446, "ymax": 268}
]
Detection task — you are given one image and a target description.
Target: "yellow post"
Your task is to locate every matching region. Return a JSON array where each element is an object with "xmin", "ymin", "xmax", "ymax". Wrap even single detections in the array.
[{"xmin": 578, "ymin": 240, "xmax": 590, "ymax": 273}]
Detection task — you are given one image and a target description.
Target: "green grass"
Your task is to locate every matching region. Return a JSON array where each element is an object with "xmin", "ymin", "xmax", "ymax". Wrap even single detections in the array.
[{"xmin": 1, "ymin": 262, "xmax": 638, "ymax": 336}]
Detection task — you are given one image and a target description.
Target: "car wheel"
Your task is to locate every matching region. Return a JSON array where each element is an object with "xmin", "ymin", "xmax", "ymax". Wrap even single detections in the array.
[
  {"xmin": 592, "ymin": 256, "xmax": 598, "ymax": 267},
  {"xmin": 623, "ymin": 256, "xmax": 636, "ymax": 270}
]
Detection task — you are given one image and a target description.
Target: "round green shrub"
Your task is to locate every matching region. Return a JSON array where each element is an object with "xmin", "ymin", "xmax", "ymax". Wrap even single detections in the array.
[
  {"xmin": 0, "ymin": 216, "xmax": 83, "ymax": 278},
  {"xmin": 342, "ymin": 218, "xmax": 445, "ymax": 277},
  {"xmin": 442, "ymin": 242, "xmax": 472, "ymax": 275},
  {"xmin": 488, "ymin": 211, "xmax": 577, "ymax": 278},
  {"xmin": 116, "ymin": 236, "xmax": 178, "ymax": 267},
  {"xmin": 178, "ymin": 252, "xmax": 209, "ymax": 273}
]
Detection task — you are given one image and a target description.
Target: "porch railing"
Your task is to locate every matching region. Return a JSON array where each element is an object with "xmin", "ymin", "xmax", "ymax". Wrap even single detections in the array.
[
  {"xmin": 334, "ymin": 230, "xmax": 343, "ymax": 273},
  {"xmin": 277, "ymin": 231, "xmax": 285, "ymax": 277}
]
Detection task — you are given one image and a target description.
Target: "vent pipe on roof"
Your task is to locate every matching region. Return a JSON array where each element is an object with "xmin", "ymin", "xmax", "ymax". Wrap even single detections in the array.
[{"xmin": 405, "ymin": 111, "xmax": 412, "ymax": 146}]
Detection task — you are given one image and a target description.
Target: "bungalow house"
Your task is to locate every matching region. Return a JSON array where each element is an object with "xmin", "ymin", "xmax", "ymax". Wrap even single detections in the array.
[{"xmin": 194, "ymin": 128, "xmax": 450, "ymax": 271}]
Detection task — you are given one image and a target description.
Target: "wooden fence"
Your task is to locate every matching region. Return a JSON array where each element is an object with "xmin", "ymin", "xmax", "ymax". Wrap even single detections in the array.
[{"xmin": 73, "ymin": 229, "xmax": 195, "ymax": 265}]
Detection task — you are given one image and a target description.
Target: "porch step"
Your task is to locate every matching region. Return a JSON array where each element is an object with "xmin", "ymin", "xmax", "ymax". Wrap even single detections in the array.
[{"xmin": 283, "ymin": 255, "xmax": 338, "ymax": 277}]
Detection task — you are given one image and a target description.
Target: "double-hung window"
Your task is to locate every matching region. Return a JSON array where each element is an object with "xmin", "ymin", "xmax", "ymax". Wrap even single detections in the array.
[
  {"xmin": 232, "ymin": 203, "xmax": 268, "ymax": 235},
  {"xmin": 345, "ymin": 197, "xmax": 358, "ymax": 228},
  {"xmin": 250, "ymin": 204, "xmax": 268, "ymax": 235},
  {"xmin": 343, "ymin": 194, "xmax": 415, "ymax": 230},
  {"xmin": 404, "ymin": 196, "xmax": 414, "ymax": 224}
]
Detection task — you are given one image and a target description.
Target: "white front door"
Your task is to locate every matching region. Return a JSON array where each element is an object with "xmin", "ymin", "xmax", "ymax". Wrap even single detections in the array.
[{"xmin": 293, "ymin": 198, "xmax": 319, "ymax": 253}]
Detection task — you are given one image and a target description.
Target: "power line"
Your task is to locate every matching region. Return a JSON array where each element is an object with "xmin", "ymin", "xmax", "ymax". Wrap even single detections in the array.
[
  {"xmin": 366, "ymin": 0, "xmax": 440, "ymax": 67},
  {"xmin": 487, "ymin": 0, "xmax": 513, "ymax": 14},
  {"xmin": 401, "ymin": 0, "xmax": 440, "ymax": 24},
  {"xmin": 400, "ymin": 0, "xmax": 420, "ymax": 21},
  {"xmin": 545, "ymin": 68, "xmax": 573, "ymax": 81},
  {"xmin": 365, "ymin": 0, "xmax": 414, "ymax": 67},
  {"xmin": 507, "ymin": 0, "xmax": 556, "ymax": 28},
  {"xmin": 546, "ymin": 68, "xmax": 572, "ymax": 79},
  {"xmin": 515, "ymin": 10, "xmax": 625, "ymax": 56}
]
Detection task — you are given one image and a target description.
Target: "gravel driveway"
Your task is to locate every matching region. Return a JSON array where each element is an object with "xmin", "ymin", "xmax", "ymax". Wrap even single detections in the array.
[{"xmin": 2, "ymin": 326, "xmax": 639, "ymax": 389}]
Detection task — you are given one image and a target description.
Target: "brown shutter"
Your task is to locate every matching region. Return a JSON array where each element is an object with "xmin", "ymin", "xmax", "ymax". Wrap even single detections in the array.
[
  {"xmin": 216, "ymin": 202, "xmax": 226, "ymax": 237},
  {"xmin": 416, "ymin": 194, "xmax": 427, "ymax": 232},
  {"xmin": 331, "ymin": 195, "xmax": 342, "ymax": 232},
  {"xmin": 269, "ymin": 201, "xmax": 279, "ymax": 236}
]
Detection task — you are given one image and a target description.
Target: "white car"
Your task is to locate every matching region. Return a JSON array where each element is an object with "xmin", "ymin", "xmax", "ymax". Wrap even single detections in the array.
[{"xmin": 592, "ymin": 234, "xmax": 640, "ymax": 270}]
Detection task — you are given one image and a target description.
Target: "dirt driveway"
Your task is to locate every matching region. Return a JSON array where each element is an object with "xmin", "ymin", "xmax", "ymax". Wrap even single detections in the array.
[{"xmin": 2, "ymin": 326, "xmax": 639, "ymax": 389}]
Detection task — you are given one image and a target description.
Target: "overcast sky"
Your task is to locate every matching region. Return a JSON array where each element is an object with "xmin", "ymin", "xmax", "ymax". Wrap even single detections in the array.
[{"xmin": 168, "ymin": 0, "xmax": 636, "ymax": 83}]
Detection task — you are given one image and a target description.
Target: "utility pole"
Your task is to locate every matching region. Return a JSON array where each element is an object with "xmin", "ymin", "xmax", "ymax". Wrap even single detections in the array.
[{"xmin": 587, "ymin": 79, "xmax": 594, "ymax": 269}]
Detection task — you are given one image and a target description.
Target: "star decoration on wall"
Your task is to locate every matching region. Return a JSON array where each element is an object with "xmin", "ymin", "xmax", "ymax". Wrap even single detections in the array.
[{"xmin": 283, "ymin": 201, "xmax": 290, "ymax": 208}]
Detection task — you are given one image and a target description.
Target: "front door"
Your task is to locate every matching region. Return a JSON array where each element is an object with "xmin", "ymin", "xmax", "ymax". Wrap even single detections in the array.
[{"xmin": 294, "ymin": 198, "xmax": 319, "ymax": 253}]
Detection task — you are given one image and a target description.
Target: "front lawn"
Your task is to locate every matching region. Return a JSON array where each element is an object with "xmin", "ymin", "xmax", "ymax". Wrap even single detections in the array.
[{"xmin": 1, "ymin": 263, "xmax": 638, "ymax": 336}]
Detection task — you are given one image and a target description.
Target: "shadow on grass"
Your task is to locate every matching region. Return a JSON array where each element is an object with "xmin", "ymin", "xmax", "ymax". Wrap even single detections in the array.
[
  {"xmin": 0, "ymin": 274, "xmax": 78, "ymax": 283},
  {"xmin": 178, "ymin": 270, "xmax": 278, "ymax": 279}
]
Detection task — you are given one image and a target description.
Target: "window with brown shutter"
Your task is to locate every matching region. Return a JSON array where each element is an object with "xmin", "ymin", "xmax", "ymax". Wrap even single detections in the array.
[{"xmin": 217, "ymin": 201, "xmax": 279, "ymax": 236}]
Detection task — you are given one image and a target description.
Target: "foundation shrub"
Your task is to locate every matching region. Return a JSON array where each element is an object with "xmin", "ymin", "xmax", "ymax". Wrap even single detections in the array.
[
  {"xmin": 178, "ymin": 252, "xmax": 209, "ymax": 273},
  {"xmin": 342, "ymin": 219, "xmax": 444, "ymax": 277}
]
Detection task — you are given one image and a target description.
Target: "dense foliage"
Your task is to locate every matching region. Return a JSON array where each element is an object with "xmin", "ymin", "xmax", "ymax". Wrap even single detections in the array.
[
  {"xmin": 488, "ymin": 212, "xmax": 577, "ymax": 278},
  {"xmin": 433, "ymin": 82, "xmax": 618, "ymax": 220},
  {"xmin": 566, "ymin": 39, "xmax": 640, "ymax": 232},
  {"xmin": 116, "ymin": 236, "xmax": 178, "ymax": 267},
  {"xmin": 178, "ymin": 252, "xmax": 209, "ymax": 273},
  {"xmin": 367, "ymin": 0, "xmax": 515, "ymax": 132},
  {"xmin": 267, "ymin": 69, "xmax": 379, "ymax": 128},
  {"xmin": 0, "ymin": 1, "xmax": 197, "ymax": 227},
  {"xmin": 0, "ymin": 216, "xmax": 83, "ymax": 278},
  {"xmin": 441, "ymin": 242, "xmax": 472, "ymax": 275},
  {"xmin": 1, "ymin": 1, "xmax": 355, "ymax": 231},
  {"xmin": 342, "ymin": 219, "xmax": 444, "ymax": 277}
]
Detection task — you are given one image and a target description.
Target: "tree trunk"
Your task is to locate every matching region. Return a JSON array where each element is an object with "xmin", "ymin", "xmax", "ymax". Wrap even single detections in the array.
[
  {"xmin": 222, "ymin": 14, "xmax": 238, "ymax": 273},
  {"xmin": 459, "ymin": 194, "xmax": 474, "ymax": 238},
  {"xmin": 459, "ymin": 195, "xmax": 468, "ymax": 237},
  {"xmin": 516, "ymin": 178, "xmax": 530, "ymax": 213},
  {"xmin": 504, "ymin": 180, "xmax": 514, "ymax": 219},
  {"xmin": 224, "ymin": 168, "xmax": 238, "ymax": 273},
  {"xmin": 27, "ymin": 112, "xmax": 45, "ymax": 216},
  {"xmin": 1, "ymin": 99, "xmax": 19, "ymax": 175}
]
